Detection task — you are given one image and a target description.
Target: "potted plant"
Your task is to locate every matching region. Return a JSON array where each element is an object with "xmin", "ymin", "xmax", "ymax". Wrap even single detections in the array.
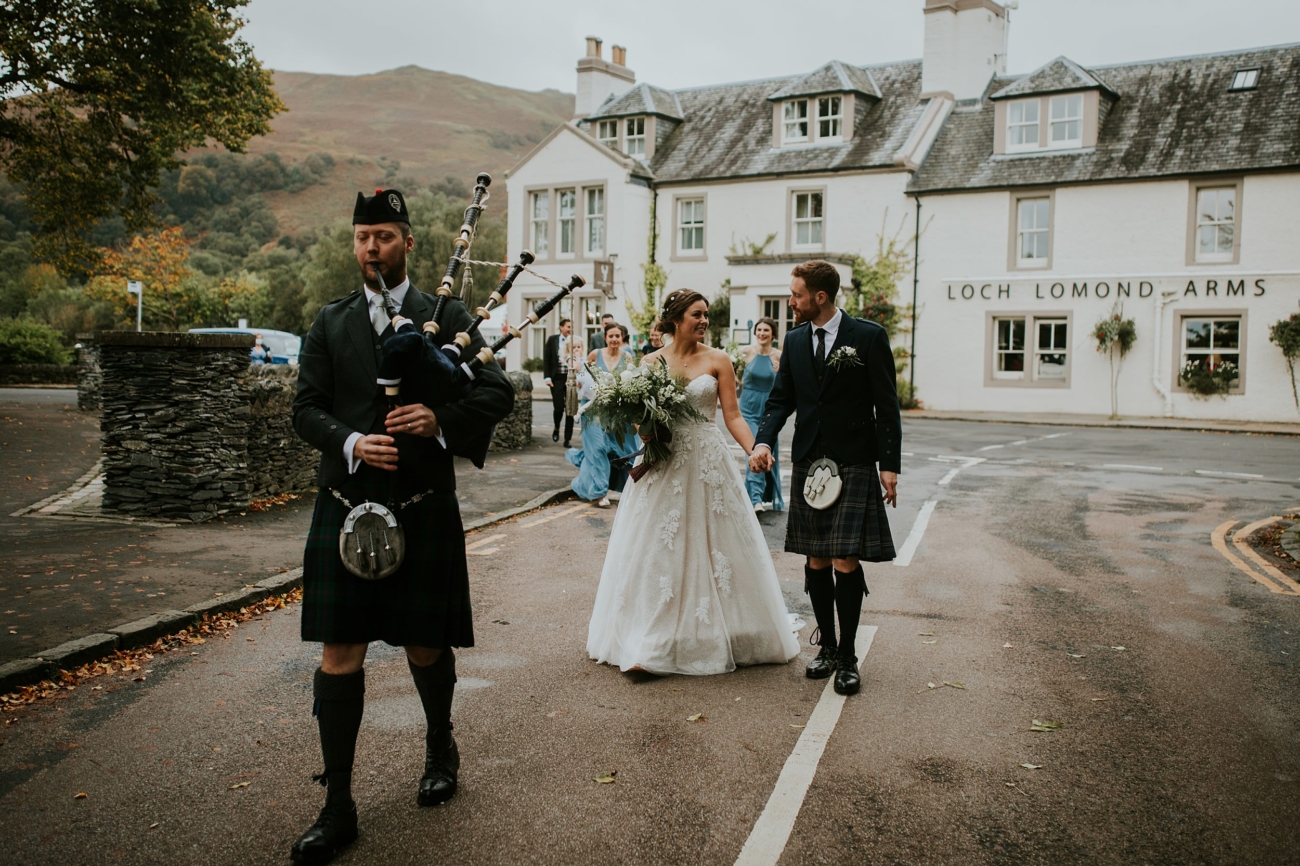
[
  {"xmin": 1178, "ymin": 358, "xmax": 1238, "ymax": 397},
  {"xmin": 1092, "ymin": 304, "xmax": 1137, "ymax": 419}
]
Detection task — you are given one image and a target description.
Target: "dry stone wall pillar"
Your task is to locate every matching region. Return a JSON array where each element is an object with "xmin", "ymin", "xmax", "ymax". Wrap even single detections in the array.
[
  {"xmin": 76, "ymin": 334, "xmax": 102, "ymax": 411},
  {"xmin": 97, "ymin": 331, "xmax": 254, "ymax": 522},
  {"xmin": 245, "ymin": 365, "xmax": 319, "ymax": 499},
  {"xmin": 489, "ymin": 370, "xmax": 533, "ymax": 451}
]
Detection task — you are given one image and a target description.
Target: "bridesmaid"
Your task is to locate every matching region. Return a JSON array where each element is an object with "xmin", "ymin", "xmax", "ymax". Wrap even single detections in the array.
[
  {"xmin": 739, "ymin": 317, "xmax": 785, "ymax": 513},
  {"xmin": 566, "ymin": 322, "xmax": 638, "ymax": 507}
]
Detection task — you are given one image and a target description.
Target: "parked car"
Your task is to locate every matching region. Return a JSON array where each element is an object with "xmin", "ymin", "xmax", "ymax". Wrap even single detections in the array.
[{"xmin": 187, "ymin": 328, "xmax": 302, "ymax": 365}]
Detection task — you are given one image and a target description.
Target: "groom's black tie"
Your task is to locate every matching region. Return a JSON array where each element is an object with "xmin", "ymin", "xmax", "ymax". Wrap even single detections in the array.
[{"xmin": 814, "ymin": 328, "xmax": 827, "ymax": 373}]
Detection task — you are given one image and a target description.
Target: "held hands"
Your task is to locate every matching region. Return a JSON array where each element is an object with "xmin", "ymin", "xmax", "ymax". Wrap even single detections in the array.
[
  {"xmin": 748, "ymin": 447, "xmax": 773, "ymax": 473},
  {"xmin": 880, "ymin": 470, "xmax": 898, "ymax": 508}
]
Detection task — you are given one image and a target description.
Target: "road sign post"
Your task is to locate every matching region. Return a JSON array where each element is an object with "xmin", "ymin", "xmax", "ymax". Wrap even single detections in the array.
[{"xmin": 126, "ymin": 280, "xmax": 143, "ymax": 332}]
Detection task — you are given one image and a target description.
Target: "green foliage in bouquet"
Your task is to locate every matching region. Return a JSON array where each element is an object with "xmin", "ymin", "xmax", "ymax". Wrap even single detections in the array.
[{"xmin": 581, "ymin": 359, "xmax": 707, "ymax": 480}]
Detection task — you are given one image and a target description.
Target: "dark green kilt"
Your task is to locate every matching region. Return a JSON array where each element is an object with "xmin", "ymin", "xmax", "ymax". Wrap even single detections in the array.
[
  {"xmin": 301, "ymin": 468, "xmax": 472, "ymax": 648},
  {"xmin": 785, "ymin": 458, "xmax": 896, "ymax": 562}
]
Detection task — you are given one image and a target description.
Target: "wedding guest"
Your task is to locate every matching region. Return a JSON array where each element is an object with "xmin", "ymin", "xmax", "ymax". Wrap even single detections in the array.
[
  {"xmin": 740, "ymin": 317, "xmax": 784, "ymax": 513},
  {"xmin": 566, "ymin": 321, "xmax": 638, "ymax": 507}
]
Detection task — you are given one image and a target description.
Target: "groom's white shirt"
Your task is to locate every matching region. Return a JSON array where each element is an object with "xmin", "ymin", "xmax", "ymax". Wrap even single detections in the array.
[{"xmin": 753, "ymin": 307, "xmax": 842, "ymax": 456}]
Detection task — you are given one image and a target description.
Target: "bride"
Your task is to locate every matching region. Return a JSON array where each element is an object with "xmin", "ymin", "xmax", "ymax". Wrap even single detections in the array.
[{"xmin": 586, "ymin": 290, "xmax": 801, "ymax": 675}]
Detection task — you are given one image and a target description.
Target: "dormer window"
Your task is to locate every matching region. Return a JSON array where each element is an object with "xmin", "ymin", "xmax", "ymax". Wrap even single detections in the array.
[
  {"xmin": 596, "ymin": 120, "xmax": 618, "ymax": 149},
  {"xmin": 1230, "ymin": 68, "xmax": 1260, "ymax": 91},
  {"xmin": 817, "ymin": 96, "xmax": 843, "ymax": 140},
  {"xmin": 1006, "ymin": 100, "xmax": 1040, "ymax": 151},
  {"xmin": 1048, "ymin": 95, "xmax": 1083, "ymax": 149},
  {"xmin": 624, "ymin": 117, "xmax": 646, "ymax": 157},
  {"xmin": 783, "ymin": 100, "xmax": 809, "ymax": 143}
]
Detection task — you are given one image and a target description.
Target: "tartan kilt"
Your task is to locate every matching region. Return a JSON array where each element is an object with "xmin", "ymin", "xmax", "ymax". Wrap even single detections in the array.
[
  {"xmin": 301, "ymin": 469, "xmax": 473, "ymax": 648},
  {"xmin": 785, "ymin": 458, "xmax": 896, "ymax": 561}
]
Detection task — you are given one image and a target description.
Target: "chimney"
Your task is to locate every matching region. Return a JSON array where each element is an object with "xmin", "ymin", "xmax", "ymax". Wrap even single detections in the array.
[
  {"xmin": 575, "ymin": 36, "xmax": 636, "ymax": 119},
  {"xmin": 921, "ymin": 0, "xmax": 1009, "ymax": 100}
]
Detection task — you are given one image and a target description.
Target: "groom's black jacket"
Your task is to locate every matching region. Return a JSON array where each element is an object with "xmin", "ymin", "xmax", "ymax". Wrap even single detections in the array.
[{"xmin": 755, "ymin": 314, "xmax": 901, "ymax": 473}]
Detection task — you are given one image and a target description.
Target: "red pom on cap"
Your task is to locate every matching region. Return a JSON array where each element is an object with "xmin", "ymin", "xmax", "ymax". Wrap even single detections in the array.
[{"xmin": 375, "ymin": 188, "xmax": 383, "ymax": 195}]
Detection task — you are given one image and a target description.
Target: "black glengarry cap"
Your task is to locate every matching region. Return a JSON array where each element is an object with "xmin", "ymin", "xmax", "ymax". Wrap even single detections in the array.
[{"xmin": 353, "ymin": 188, "xmax": 410, "ymax": 225}]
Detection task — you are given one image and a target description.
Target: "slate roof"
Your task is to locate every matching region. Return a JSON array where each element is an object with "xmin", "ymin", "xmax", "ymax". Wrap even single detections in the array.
[
  {"xmin": 990, "ymin": 56, "xmax": 1116, "ymax": 100},
  {"xmin": 589, "ymin": 83, "xmax": 684, "ymax": 120},
  {"xmin": 911, "ymin": 43, "xmax": 1300, "ymax": 193},
  {"xmin": 766, "ymin": 61, "xmax": 882, "ymax": 100},
  {"xmin": 576, "ymin": 60, "xmax": 924, "ymax": 184}
]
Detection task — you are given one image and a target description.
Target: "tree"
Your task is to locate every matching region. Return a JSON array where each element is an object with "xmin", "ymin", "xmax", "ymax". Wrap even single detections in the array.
[
  {"xmin": 1092, "ymin": 303, "xmax": 1137, "ymax": 419},
  {"xmin": 0, "ymin": 1, "xmax": 285, "ymax": 276},
  {"xmin": 85, "ymin": 226, "xmax": 194, "ymax": 330}
]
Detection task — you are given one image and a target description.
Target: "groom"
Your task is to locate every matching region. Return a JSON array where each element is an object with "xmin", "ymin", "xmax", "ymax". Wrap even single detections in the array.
[{"xmin": 749, "ymin": 260, "xmax": 901, "ymax": 696}]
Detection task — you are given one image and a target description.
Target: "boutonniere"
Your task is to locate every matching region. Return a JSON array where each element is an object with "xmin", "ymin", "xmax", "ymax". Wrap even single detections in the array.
[{"xmin": 826, "ymin": 346, "xmax": 864, "ymax": 371}]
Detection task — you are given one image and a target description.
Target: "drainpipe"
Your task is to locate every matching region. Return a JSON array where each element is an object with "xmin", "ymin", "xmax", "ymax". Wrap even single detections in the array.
[
  {"xmin": 909, "ymin": 194, "xmax": 921, "ymax": 400},
  {"xmin": 1152, "ymin": 290, "xmax": 1178, "ymax": 417}
]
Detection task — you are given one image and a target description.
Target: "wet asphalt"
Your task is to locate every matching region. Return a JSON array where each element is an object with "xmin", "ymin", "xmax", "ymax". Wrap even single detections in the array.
[{"xmin": 1, "ymin": 410, "xmax": 1299, "ymax": 864}]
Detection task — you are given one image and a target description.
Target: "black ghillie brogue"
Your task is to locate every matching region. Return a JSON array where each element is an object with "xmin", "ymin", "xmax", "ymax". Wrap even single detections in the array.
[
  {"xmin": 417, "ymin": 729, "xmax": 460, "ymax": 806},
  {"xmin": 290, "ymin": 799, "xmax": 358, "ymax": 865},
  {"xmin": 805, "ymin": 645, "xmax": 839, "ymax": 680},
  {"xmin": 833, "ymin": 653, "xmax": 861, "ymax": 696}
]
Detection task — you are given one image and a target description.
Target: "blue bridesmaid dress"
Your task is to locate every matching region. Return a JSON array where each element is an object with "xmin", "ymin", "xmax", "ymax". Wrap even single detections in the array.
[
  {"xmin": 566, "ymin": 350, "xmax": 639, "ymax": 501},
  {"xmin": 739, "ymin": 352, "xmax": 785, "ymax": 511}
]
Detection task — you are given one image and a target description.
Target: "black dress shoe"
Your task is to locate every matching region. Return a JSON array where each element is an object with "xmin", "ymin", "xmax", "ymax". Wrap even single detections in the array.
[
  {"xmin": 563, "ymin": 441, "xmax": 572, "ymax": 448},
  {"xmin": 552, "ymin": 429, "xmax": 559, "ymax": 442},
  {"xmin": 833, "ymin": 654, "xmax": 860, "ymax": 696},
  {"xmin": 418, "ymin": 731, "xmax": 460, "ymax": 806},
  {"xmin": 805, "ymin": 646, "xmax": 838, "ymax": 680},
  {"xmin": 290, "ymin": 801, "xmax": 358, "ymax": 865}
]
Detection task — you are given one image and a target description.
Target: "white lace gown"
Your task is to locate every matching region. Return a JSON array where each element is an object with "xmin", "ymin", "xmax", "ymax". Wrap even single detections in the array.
[{"xmin": 586, "ymin": 375, "xmax": 801, "ymax": 675}]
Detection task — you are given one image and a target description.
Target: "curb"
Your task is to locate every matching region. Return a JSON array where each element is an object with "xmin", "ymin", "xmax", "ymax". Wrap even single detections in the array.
[{"xmin": 0, "ymin": 490, "xmax": 578, "ymax": 694}]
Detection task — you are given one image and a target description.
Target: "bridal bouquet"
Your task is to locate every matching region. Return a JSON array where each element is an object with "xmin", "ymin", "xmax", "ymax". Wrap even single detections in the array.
[{"xmin": 582, "ymin": 359, "xmax": 706, "ymax": 481}]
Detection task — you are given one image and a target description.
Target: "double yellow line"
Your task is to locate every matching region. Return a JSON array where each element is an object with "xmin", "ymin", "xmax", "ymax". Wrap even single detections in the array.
[{"xmin": 1211, "ymin": 514, "xmax": 1300, "ymax": 596}]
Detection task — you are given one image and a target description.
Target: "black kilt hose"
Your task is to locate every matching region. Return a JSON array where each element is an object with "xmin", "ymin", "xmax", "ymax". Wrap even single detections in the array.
[
  {"xmin": 785, "ymin": 458, "xmax": 896, "ymax": 562},
  {"xmin": 301, "ymin": 465, "xmax": 472, "ymax": 647}
]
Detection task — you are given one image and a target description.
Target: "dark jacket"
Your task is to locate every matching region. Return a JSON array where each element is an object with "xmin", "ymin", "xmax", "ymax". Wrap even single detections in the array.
[
  {"xmin": 293, "ymin": 284, "xmax": 514, "ymax": 492},
  {"xmin": 755, "ymin": 314, "xmax": 901, "ymax": 473},
  {"xmin": 543, "ymin": 332, "xmax": 566, "ymax": 382}
]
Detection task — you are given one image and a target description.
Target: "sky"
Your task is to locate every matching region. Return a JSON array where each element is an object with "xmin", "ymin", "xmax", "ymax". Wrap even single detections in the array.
[{"xmin": 240, "ymin": 0, "xmax": 1300, "ymax": 93}]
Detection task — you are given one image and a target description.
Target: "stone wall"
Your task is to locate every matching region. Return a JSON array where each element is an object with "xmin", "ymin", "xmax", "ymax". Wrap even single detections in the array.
[
  {"xmin": 245, "ymin": 365, "xmax": 318, "ymax": 499},
  {"xmin": 489, "ymin": 370, "xmax": 533, "ymax": 451},
  {"xmin": 98, "ymin": 331, "xmax": 254, "ymax": 522},
  {"xmin": 76, "ymin": 337, "xmax": 102, "ymax": 411},
  {"xmin": 0, "ymin": 363, "xmax": 78, "ymax": 386}
]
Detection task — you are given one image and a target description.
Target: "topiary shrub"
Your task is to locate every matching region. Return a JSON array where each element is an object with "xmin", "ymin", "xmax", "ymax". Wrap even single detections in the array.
[
  {"xmin": 0, "ymin": 317, "xmax": 71, "ymax": 365},
  {"xmin": 521, "ymin": 356, "xmax": 544, "ymax": 373},
  {"xmin": 1269, "ymin": 312, "xmax": 1300, "ymax": 409}
]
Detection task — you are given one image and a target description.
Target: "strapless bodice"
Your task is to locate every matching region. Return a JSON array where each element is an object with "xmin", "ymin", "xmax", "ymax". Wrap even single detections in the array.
[{"xmin": 684, "ymin": 374, "xmax": 718, "ymax": 420}]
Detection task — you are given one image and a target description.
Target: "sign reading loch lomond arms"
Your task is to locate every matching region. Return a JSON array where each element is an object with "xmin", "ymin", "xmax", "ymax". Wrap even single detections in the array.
[{"xmin": 945, "ymin": 277, "xmax": 1271, "ymax": 301}]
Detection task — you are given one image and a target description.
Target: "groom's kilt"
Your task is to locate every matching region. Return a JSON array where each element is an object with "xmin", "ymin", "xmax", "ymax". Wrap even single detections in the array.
[
  {"xmin": 786, "ymin": 458, "xmax": 896, "ymax": 561},
  {"xmin": 301, "ymin": 469, "xmax": 473, "ymax": 648}
]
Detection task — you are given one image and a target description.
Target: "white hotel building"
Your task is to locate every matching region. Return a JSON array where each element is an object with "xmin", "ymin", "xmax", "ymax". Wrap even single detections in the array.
[{"xmin": 503, "ymin": 0, "xmax": 1300, "ymax": 423}]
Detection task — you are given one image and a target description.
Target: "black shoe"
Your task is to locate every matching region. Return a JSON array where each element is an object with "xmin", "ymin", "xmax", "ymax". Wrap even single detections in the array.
[
  {"xmin": 417, "ymin": 731, "xmax": 460, "ymax": 807},
  {"xmin": 290, "ymin": 801, "xmax": 358, "ymax": 865},
  {"xmin": 805, "ymin": 645, "xmax": 838, "ymax": 680},
  {"xmin": 833, "ymin": 654, "xmax": 860, "ymax": 696},
  {"xmin": 552, "ymin": 429, "xmax": 559, "ymax": 442},
  {"xmin": 563, "ymin": 441, "xmax": 572, "ymax": 448}
]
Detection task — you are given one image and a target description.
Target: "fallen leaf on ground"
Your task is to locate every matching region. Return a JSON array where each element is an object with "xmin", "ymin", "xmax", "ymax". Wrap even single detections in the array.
[
  {"xmin": 228, "ymin": 782, "xmax": 250, "ymax": 790},
  {"xmin": 133, "ymin": 676, "xmax": 145, "ymax": 682},
  {"xmin": 918, "ymin": 632, "xmax": 935, "ymax": 636},
  {"xmin": 734, "ymin": 697, "xmax": 741, "ymax": 701},
  {"xmin": 789, "ymin": 724, "xmax": 805, "ymax": 729},
  {"xmin": 943, "ymin": 681, "xmax": 966, "ymax": 690},
  {"xmin": 1005, "ymin": 782, "xmax": 1029, "ymax": 796},
  {"xmin": 74, "ymin": 792, "xmax": 87, "ymax": 799},
  {"xmin": 1019, "ymin": 763, "xmax": 1042, "ymax": 769},
  {"xmin": 1068, "ymin": 653, "xmax": 1086, "ymax": 658},
  {"xmin": 686, "ymin": 712, "xmax": 706, "ymax": 722},
  {"xmin": 922, "ymin": 639, "xmax": 938, "ymax": 645},
  {"xmin": 1091, "ymin": 697, "xmax": 1108, "ymax": 701},
  {"xmin": 1003, "ymin": 642, "xmax": 1014, "ymax": 648},
  {"xmin": 1111, "ymin": 646, "xmax": 1126, "ymax": 651},
  {"xmin": 1030, "ymin": 719, "xmax": 1063, "ymax": 732},
  {"xmin": 927, "ymin": 682, "xmax": 937, "ymax": 689},
  {"xmin": 149, "ymin": 823, "xmax": 159, "ymax": 829},
  {"xmin": 592, "ymin": 772, "xmax": 617, "ymax": 784}
]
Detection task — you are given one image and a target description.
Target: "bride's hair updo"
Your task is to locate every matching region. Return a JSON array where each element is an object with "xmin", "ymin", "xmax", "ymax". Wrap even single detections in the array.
[{"xmin": 659, "ymin": 290, "xmax": 708, "ymax": 334}]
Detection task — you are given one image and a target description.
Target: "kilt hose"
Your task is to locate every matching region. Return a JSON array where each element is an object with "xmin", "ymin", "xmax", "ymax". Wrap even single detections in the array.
[
  {"xmin": 786, "ymin": 458, "xmax": 896, "ymax": 562},
  {"xmin": 301, "ymin": 468, "xmax": 472, "ymax": 648}
]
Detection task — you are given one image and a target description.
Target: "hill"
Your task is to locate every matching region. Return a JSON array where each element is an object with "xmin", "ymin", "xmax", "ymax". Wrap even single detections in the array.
[{"xmin": 246, "ymin": 66, "xmax": 573, "ymax": 232}]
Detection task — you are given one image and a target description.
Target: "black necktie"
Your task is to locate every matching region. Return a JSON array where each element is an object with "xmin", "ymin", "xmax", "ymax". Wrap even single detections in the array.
[{"xmin": 815, "ymin": 328, "xmax": 827, "ymax": 372}]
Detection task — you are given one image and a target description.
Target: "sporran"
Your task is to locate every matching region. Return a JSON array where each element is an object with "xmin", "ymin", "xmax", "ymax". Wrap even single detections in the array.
[
  {"xmin": 338, "ymin": 500, "xmax": 406, "ymax": 580},
  {"xmin": 802, "ymin": 456, "xmax": 843, "ymax": 510}
]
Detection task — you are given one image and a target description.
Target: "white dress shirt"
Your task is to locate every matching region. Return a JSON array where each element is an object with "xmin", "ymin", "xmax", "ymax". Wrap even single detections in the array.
[
  {"xmin": 343, "ymin": 278, "xmax": 446, "ymax": 473},
  {"xmin": 753, "ymin": 307, "xmax": 842, "ymax": 456}
]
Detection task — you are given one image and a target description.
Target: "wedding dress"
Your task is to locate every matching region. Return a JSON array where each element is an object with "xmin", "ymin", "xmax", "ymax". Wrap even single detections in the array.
[{"xmin": 586, "ymin": 374, "xmax": 801, "ymax": 675}]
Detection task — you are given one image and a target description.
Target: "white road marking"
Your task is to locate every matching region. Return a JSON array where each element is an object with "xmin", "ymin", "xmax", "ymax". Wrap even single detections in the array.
[
  {"xmin": 977, "ymin": 444, "xmax": 1005, "ymax": 451},
  {"xmin": 734, "ymin": 625, "xmax": 878, "ymax": 866},
  {"xmin": 1099, "ymin": 464, "xmax": 1164, "ymax": 472},
  {"xmin": 901, "ymin": 451, "xmax": 914, "ymax": 457},
  {"xmin": 465, "ymin": 533, "xmax": 506, "ymax": 551},
  {"xmin": 1195, "ymin": 470, "xmax": 1265, "ymax": 479},
  {"xmin": 893, "ymin": 500, "xmax": 936, "ymax": 568},
  {"xmin": 1009, "ymin": 439, "xmax": 1031, "ymax": 446},
  {"xmin": 518, "ymin": 502, "xmax": 591, "ymax": 528},
  {"xmin": 1041, "ymin": 433, "xmax": 1071, "ymax": 439}
]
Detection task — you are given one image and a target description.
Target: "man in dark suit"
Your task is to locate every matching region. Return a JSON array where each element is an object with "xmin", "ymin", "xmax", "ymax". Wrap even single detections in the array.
[
  {"xmin": 750, "ymin": 260, "xmax": 900, "ymax": 697},
  {"xmin": 587, "ymin": 312, "xmax": 615, "ymax": 351},
  {"xmin": 289, "ymin": 189, "xmax": 513, "ymax": 864},
  {"xmin": 543, "ymin": 318, "xmax": 575, "ymax": 446}
]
